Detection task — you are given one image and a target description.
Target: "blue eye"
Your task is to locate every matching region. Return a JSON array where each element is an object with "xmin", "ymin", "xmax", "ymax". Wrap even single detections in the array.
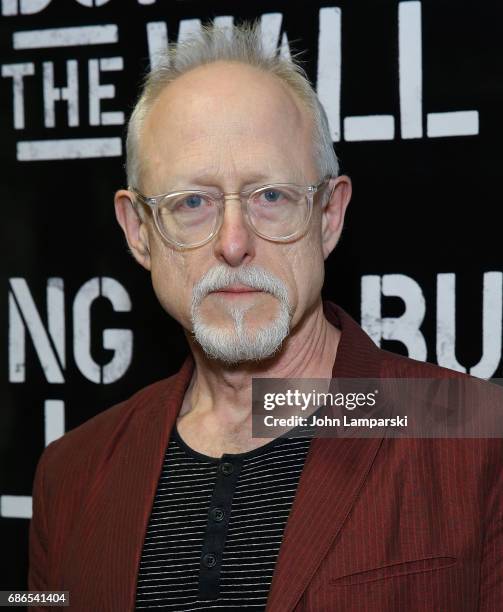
[
  {"xmin": 184, "ymin": 194, "xmax": 203, "ymax": 208},
  {"xmin": 264, "ymin": 190, "xmax": 281, "ymax": 202}
]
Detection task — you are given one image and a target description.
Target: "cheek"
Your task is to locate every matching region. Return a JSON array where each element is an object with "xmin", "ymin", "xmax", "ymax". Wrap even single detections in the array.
[
  {"xmin": 304, "ymin": 217, "xmax": 326, "ymax": 287},
  {"xmin": 293, "ymin": 248, "xmax": 324, "ymax": 293},
  {"xmin": 149, "ymin": 241, "xmax": 193, "ymax": 327},
  {"xmin": 281, "ymin": 236, "xmax": 325, "ymax": 308}
]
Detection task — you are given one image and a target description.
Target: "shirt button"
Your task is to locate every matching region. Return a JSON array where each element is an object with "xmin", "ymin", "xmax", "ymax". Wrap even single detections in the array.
[
  {"xmin": 220, "ymin": 462, "xmax": 234, "ymax": 475},
  {"xmin": 202, "ymin": 553, "xmax": 217, "ymax": 568},
  {"xmin": 211, "ymin": 507, "xmax": 225, "ymax": 522}
]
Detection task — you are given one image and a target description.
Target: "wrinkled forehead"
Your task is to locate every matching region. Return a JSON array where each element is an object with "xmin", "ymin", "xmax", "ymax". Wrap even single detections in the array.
[{"xmin": 138, "ymin": 62, "xmax": 318, "ymax": 192}]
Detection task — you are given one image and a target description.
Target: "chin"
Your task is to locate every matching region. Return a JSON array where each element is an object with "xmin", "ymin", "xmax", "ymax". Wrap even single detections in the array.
[{"xmin": 192, "ymin": 307, "xmax": 291, "ymax": 364}]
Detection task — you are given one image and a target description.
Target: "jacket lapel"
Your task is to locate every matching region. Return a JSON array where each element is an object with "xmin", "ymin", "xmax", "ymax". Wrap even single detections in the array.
[
  {"xmin": 61, "ymin": 356, "xmax": 195, "ymax": 611},
  {"xmin": 266, "ymin": 303, "xmax": 386, "ymax": 612}
]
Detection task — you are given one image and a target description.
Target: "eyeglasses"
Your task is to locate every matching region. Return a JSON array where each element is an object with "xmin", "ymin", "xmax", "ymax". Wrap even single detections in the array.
[{"xmin": 128, "ymin": 178, "xmax": 331, "ymax": 249}]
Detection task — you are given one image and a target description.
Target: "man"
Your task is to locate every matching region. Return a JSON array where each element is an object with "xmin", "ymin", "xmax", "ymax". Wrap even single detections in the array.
[{"xmin": 29, "ymin": 22, "xmax": 502, "ymax": 611}]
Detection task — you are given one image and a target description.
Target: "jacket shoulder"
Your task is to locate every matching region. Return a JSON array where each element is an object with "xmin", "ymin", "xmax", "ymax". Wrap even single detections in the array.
[
  {"xmin": 39, "ymin": 374, "xmax": 179, "ymax": 483},
  {"xmin": 377, "ymin": 347, "xmax": 469, "ymax": 379}
]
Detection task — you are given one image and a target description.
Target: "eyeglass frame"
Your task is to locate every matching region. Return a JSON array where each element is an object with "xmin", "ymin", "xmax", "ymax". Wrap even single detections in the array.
[{"xmin": 127, "ymin": 176, "xmax": 333, "ymax": 250}]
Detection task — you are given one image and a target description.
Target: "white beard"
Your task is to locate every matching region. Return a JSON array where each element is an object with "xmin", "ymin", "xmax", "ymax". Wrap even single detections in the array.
[{"xmin": 190, "ymin": 264, "xmax": 292, "ymax": 364}]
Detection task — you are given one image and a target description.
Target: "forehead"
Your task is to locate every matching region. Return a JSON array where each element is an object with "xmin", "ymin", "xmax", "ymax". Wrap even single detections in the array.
[{"xmin": 139, "ymin": 61, "xmax": 318, "ymax": 190}]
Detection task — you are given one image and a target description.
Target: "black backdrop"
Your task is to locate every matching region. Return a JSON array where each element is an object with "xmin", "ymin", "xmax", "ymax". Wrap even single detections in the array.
[{"xmin": 1, "ymin": 0, "xmax": 501, "ymax": 591}]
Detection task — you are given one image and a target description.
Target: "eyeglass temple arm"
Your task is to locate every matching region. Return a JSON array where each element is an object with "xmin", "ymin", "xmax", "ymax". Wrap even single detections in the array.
[
  {"xmin": 126, "ymin": 187, "xmax": 154, "ymax": 223},
  {"xmin": 314, "ymin": 176, "xmax": 335, "ymax": 204}
]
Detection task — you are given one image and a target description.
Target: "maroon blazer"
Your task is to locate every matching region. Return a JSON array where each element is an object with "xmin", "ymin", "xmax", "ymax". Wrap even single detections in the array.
[{"xmin": 29, "ymin": 302, "xmax": 503, "ymax": 611}]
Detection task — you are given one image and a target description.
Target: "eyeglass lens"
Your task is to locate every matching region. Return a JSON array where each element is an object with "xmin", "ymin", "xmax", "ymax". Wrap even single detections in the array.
[{"xmin": 156, "ymin": 185, "xmax": 311, "ymax": 246}]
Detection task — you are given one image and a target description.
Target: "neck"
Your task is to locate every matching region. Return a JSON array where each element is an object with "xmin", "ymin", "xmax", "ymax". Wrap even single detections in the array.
[{"xmin": 177, "ymin": 299, "xmax": 340, "ymax": 456}]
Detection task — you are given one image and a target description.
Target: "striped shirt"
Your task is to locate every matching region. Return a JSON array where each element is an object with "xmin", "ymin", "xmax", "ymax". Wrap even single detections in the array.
[{"xmin": 135, "ymin": 424, "xmax": 313, "ymax": 610}]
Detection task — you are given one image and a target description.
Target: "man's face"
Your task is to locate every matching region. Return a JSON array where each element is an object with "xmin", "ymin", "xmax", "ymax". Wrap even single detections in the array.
[{"xmin": 116, "ymin": 61, "xmax": 349, "ymax": 363}]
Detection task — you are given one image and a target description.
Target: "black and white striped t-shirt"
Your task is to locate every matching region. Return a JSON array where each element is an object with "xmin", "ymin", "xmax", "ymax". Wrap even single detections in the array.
[{"xmin": 135, "ymin": 424, "xmax": 313, "ymax": 610}]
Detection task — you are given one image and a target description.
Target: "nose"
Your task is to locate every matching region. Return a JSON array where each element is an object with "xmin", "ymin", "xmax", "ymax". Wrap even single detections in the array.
[{"xmin": 212, "ymin": 194, "xmax": 255, "ymax": 267}]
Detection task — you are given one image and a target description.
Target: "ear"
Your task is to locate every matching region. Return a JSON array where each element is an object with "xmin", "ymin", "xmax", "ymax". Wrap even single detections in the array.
[
  {"xmin": 114, "ymin": 189, "xmax": 152, "ymax": 270},
  {"xmin": 321, "ymin": 175, "xmax": 352, "ymax": 259}
]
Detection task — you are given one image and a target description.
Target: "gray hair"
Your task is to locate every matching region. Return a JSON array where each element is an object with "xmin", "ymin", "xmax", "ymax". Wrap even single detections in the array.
[{"xmin": 126, "ymin": 20, "xmax": 338, "ymax": 191}]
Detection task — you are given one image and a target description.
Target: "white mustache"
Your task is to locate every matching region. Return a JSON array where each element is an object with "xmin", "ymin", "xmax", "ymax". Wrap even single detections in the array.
[{"xmin": 191, "ymin": 264, "xmax": 290, "ymax": 311}]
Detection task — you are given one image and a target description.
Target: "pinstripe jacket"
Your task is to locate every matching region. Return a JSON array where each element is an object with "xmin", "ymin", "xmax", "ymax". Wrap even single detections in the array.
[{"xmin": 29, "ymin": 302, "xmax": 503, "ymax": 611}]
